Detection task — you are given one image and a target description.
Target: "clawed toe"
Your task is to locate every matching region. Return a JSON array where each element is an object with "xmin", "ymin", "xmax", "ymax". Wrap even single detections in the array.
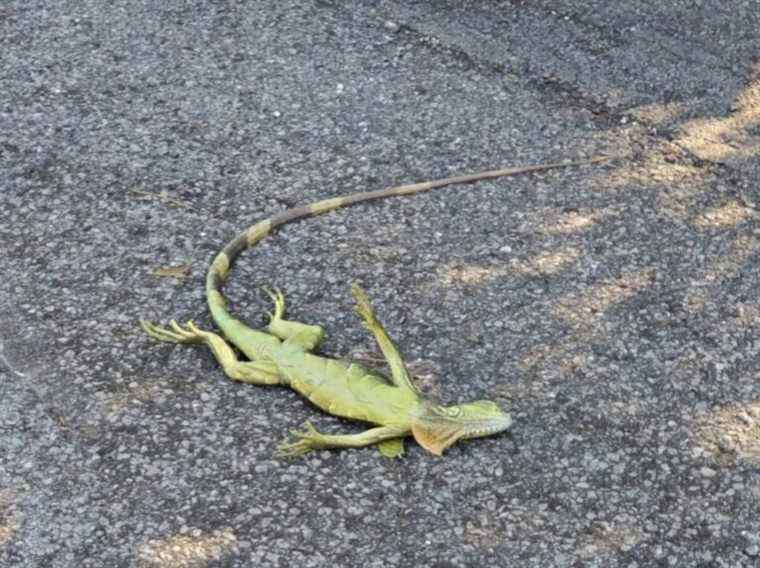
[
  {"xmin": 262, "ymin": 286, "xmax": 286, "ymax": 320},
  {"xmin": 186, "ymin": 321, "xmax": 203, "ymax": 334},
  {"xmin": 275, "ymin": 439, "xmax": 312, "ymax": 458},
  {"xmin": 140, "ymin": 318, "xmax": 207, "ymax": 344},
  {"xmin": 140, "ymin": 319, "xmax": 179, "ymax": 342}
]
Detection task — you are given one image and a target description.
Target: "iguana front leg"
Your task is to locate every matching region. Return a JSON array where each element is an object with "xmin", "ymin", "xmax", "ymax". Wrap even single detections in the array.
[
  {"xmin": 276, "ymin": 422, "xmax": 408, "ymax": 457},
  {"xmin": 351, "ymin": 283, "xmax": 420, "ymax": 396},
  {"xmin": 140, "ymin": 320, "xmax": 281, "ymax": 385}
]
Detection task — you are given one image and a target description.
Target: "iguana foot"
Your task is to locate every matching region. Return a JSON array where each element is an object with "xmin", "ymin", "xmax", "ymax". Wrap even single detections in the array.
[
  {"xmin": 263, "ymin": 288, "xmax": 325, "ymax": 351},
  {"xmin": 262, "ymin": 287, "xmax": 286, "ymax": 322},
  {"xmin": 275, "ymin": 422, "xmax": 326, "ymax": 458},
  {"xmin": 140, "ymin": 319, "xmax": 209, "ymax": 344}
]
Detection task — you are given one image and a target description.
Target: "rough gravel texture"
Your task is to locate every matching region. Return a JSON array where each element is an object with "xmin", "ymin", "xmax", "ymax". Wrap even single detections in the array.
[{"xmin": 2, "ymin": 1, "xmax": 760, "ymax": 567}]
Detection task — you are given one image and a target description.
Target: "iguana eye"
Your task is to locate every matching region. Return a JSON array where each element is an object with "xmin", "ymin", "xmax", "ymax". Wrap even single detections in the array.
[{"xmin": 432, "ymin": 405, "xmax": 460, "ymax": 417}]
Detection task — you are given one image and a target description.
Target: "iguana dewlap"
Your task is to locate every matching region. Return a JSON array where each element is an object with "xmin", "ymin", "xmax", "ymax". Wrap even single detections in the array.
[{"xmin": 141, "ymin": 157, "xmax": 607, "ymax": 457}]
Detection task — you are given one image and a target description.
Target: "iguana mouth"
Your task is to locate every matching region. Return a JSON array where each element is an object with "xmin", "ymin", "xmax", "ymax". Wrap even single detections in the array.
[{"xmin": 460, "ymin": 413, "xmax": 513, "ymax": 439}]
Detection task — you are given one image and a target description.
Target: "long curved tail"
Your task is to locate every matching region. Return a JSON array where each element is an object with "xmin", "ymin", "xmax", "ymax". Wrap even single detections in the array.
[{"xmin": 205, "ymin": 156, "xmax": 610, "ymax": 330}]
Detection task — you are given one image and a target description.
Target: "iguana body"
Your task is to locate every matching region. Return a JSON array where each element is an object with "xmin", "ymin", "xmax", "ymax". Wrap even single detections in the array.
[{"xmin": 141, "ymin": 157, "xmax": 607, "ymax": 457}]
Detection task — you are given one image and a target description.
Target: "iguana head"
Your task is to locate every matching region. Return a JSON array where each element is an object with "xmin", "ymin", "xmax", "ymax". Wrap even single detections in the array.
[{"xmin": 410, "ymin": 400, "xmax": 512, "ymax": 456}]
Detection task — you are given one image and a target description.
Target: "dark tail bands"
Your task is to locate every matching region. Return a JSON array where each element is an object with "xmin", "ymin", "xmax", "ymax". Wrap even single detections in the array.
[{"xmin": 204, "ymin": 156, "xmax": 611, "ymax": 326}]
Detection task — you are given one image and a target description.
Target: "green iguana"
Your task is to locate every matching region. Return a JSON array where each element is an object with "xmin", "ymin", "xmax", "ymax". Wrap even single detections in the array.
[{"xmin": 141, "ymin": 157, "xmax": 607, "ymax": 457}]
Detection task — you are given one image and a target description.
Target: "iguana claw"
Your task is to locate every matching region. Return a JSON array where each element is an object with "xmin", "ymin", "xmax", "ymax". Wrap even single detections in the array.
[{"xmin": 275, "ymin": 422, "xmax": 325, "ymax": 458}]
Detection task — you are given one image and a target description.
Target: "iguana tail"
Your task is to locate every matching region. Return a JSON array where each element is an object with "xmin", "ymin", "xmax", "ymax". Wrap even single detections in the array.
[{"xmin": 205, "ymin": 157, "xmax": 609, "ymax": 329}]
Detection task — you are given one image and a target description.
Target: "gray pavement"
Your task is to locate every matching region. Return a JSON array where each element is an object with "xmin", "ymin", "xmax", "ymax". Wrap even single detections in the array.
[{"xmin": 1, "ymin": 1, "xmax": 759, "ymax": 566}]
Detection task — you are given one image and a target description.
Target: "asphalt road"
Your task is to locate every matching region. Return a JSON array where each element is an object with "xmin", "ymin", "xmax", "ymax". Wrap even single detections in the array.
[{"xmin": 1, "ymin": 1, "xmax": 759, "ymax": 566}]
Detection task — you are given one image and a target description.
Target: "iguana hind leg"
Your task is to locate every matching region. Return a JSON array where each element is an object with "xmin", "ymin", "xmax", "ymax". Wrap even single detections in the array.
[
  {"xmin": 141, "ymin": 320, "xmax": 282, "ymax": 385},
  {"xmin": 276, "ymin": 422, "xmax": 408, "ymax": 457},
  {"xmin": 263, "ymin": 287, "xmax": 325, "ymax": 352}
]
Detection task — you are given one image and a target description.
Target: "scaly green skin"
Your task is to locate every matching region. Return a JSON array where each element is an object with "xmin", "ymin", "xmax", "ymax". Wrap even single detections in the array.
[{"xmin": 141, "ymin": 157, "xmax": 607, "ymax": 457}]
